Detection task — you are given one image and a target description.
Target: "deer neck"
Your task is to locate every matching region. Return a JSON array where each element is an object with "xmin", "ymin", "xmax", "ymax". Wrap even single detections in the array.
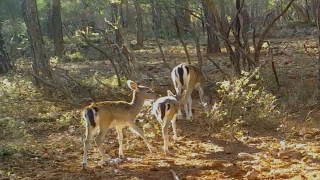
[{"xmin": 130, "ymin": 91, "xmax": 145, "ymax": 113}]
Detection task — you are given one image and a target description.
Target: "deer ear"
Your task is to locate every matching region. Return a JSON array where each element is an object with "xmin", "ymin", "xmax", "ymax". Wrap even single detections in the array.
[
  {"xmin": 167, "ymin": 90, "xmax": 174, "ymax": 96},
  {"xmin": 127, "ymin": 80, "xmax": 139, "ymax": 91}
]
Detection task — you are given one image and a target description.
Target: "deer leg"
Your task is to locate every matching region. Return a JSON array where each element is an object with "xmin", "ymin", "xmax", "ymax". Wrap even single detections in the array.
[
  {"xmin": 198, "ymin": 87, "xmax": 205, "ymax": 105},
  {"xmin": 188, "ymin": 96, "xmax": 193, "ymax": 120},
  {"xmin": 198, "ymin": 87, "xmax": 210, "ymax": 114},
  {"xmin": 116, "ymin": 126, "xmax": 124, "ymax": 158},
  {"xmin": 82, "ymin": 124, "xmax": 94, "ymax": 170},
  {"xmin": 162, "ymin": 117, "xmax": 171, "ymax": 154},
  {"xmin": 95, "ymin": 128, "xmax": 108, "ymax": 164},
  {"xmin": 184, "ymin": 90, "xmax": 193, "ymax": 121},
  {"xmin": 171, "ymin": 114, "xmax": 178, "ymax": 141},
  {"xmin": 174, "ymin": 87, "xmax": 183, "ymax": 119},
  {"xmin": 126, "ymin": 121, "xmax": 156, "ymax": 152}
]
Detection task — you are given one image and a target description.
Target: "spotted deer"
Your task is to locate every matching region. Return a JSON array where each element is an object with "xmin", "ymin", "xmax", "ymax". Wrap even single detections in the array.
[
  {"xmin": 82, "ymin": 80, "xmax": 159, "ymax": 170},
  {"xmin": 171, "ymin": 63, "xmax": 207, "ymax": 121},
  {"xmin": 151, "ymin": 90, "xmax": 185, "ymax": 154}
]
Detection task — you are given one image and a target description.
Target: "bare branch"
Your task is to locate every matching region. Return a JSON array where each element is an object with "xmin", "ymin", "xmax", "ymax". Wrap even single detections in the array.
[
  {"xmin": 94, "ymin": 75, "xmax": 109, "ymax": 88},
  {"xmin": 206, "ymin": 56, "xmax": 229, "ymax": 77},
  {"xmin": 116, "ymin": 26, "xmax": 161, "ymax": 90},
  {"xmin": 170, "ymin": 170, "xmax": 180, "ymax": 180},
  {"xmin": 26, "ymin": 98, "xmax": 83, "ymax": 108},
  {"xmin": 28, "ymin": 70, "xmax": 78, "ymax": 103},
  {"xmin": 259, "ymin": 0, "xmax": 295, "ymax": 42},
  {"xmin": 259, "ymin": 11, "xmax": 276, "ymax": 31},
  {"xmin": 80, "ymin": 31, "xmax": 122, "ymax": 87}
]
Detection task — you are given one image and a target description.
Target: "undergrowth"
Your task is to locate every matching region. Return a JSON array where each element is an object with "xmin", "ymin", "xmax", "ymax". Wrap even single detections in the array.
[{"xmin": 207, "ymin": 70, "xmax": 280, "ymax": 137}]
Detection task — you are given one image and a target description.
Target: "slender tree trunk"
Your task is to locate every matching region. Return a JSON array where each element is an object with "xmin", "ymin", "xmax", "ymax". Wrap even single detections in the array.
[
  {"xmin": 233, "ymin": 0, "xmax": 242, "ymax": 75},
  {"xmin": 203, "ymin": 0, "xmax": 221, "ymax": 53},
  {"xmin": 316, "ymin": 0, "xmax": 320, "ymax": 100},
  {"xmin": 190, "ymin": 22, "xmax": 203, "ymax": 70},
  {"xmin": 173, "ymin": 15, "xmax": 191, "ymax": 64},
  {"xmin": 46, "ymin": 2, "xmax": 53, "ymax": 39},
  {"xmin": 219, "ymin": 0, "xmax": 227, "ymax": 27},
  {"xmin": 311, "ymin": 0, "xmax": 317, "ymax": 21},
  {"xmin": 111, "ymin": 2, "xmax": 123, "ymax": 45},
  {"xmin": 184, "ymin": 0, "xmax": 191, "ymax": 28},
  {"xmin": 134, "ymin": 1, "xmax": 143, "ymax": 47},
  {"xmin": 0, "ymin": 23, "xmax": 11, "ymax": 74},
  {"xmin": 22, "ymin": 0, "xmax": 52, "ymax": 87},
  {"xmin": 305, "ymin": 0, "xmax": 310, "ymax": 21},
  {"xmin": 175, "ymin": 0, "xmax": 189, "ymax": 36},
  {"xmin": 151, "ymin": 0, "xmax": 162, "ymax": 37},
  {"xmin": 120, "ymin": 0, "xmax": 128, "ymax": 28},
  {"xmin": 52, "ymin": 0, "xmax": 64, "ymax": 57}
]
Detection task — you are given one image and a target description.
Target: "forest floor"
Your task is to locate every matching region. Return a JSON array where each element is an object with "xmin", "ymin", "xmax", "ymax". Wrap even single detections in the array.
[{"xmin": 1, "ymin": 35, "xmax": 320, "ymax": 180}]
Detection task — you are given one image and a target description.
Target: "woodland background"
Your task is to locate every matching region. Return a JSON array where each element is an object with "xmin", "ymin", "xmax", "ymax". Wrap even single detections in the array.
[{"xmin": 1, "ymin": 0, "xmax": 320, "ymax": 179}]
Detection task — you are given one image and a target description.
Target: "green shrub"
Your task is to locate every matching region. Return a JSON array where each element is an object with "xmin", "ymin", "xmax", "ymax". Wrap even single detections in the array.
[
  {"xmin": 207, "ymin": 70, "xmax": 280, "ymax": 135},
  {"xmin": 62, "ymin": 51, "xmax": 85, "ymax": 62}
]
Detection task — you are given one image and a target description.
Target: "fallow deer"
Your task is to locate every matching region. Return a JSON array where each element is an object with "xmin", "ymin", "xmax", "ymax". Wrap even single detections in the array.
[
  {"xmin": 171, "ymin": 63, "xmax": 207, "ymax": 121},
  {"xmin": 82, "ymin": 80, "xmax": 159, "ymax": 170},
  {"xmin": 151, "ymin": 90, "xmax": 185, "ymax": 154}
]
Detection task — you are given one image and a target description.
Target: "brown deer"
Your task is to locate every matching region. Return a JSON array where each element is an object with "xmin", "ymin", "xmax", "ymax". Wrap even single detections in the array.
[
  {"xmin": 171, "ymin": 63, "xmax": 208, "ymax": 121},
  {"xmin": 151, "ymin": 90, "xmax": 185, "ymax": 154},
  {"xmin": 82, "ymin": 80, "xmax": 159, "ymax": 170}
]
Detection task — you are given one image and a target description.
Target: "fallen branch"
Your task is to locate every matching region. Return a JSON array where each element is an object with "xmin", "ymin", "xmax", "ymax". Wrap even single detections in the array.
[
  {"xmin": 28, "ymin": 70, "xmax": 78, "ymax": 103},
  {"xmin": 94, "ymin": 75, "xmax": 109, "ymax": 88},
  {"xmin": 26, "ymin": 98, "xmax": 83, "ymax": 108},
  {"xmin": 206, "ymin": 56, "xmax": 229, "ymax": 77},
  {"xmin": 170, "ymin": 170, "xmax": 180, "ymax": 180}
]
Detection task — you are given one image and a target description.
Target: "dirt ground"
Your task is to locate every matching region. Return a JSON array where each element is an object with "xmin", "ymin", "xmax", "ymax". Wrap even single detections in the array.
[{"xmin": 1, "ymin": 36, "xmax": 320, "ymax": 180}]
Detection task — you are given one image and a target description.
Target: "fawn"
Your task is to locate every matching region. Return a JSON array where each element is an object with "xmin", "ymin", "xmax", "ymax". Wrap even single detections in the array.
[
  {"xmin": 171, "ymin": 63, "xmax": 208, "ymax": 121},
  {"xmin": 151, "ymin": 90, "xmax": 185, "ymax": 154},
  {"xmin": 82, "ymin": 80, "xmax": 159, "ymax": 170}
]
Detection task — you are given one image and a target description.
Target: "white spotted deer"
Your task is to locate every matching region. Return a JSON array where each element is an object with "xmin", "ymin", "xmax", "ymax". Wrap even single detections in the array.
[
  {"xmin": 171, "ymin": 63, "xmax": 207, "ymax": 121},
  {"xmin": 151, "ymin": 90, "xmax": 185, "ymax": 154},
  {"xmin": 81, "ymin": 80, "xmax": 159, "ymax": 170}
]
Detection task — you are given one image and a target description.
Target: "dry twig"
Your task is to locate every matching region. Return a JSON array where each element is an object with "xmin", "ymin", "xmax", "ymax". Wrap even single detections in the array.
[{"xmin": 170, "ymin": 170, "xmax": 180, "ymax": 180}]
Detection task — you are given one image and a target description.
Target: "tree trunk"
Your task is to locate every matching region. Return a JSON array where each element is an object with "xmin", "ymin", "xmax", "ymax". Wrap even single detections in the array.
[
  {"xmin": 0, "ymin": 23, "xmax": 11, "ymax": 74},
  {"xmin": 190, "ymin": 22, "xmax": 203, "ymax": 70},
  {"xmin": 134, "ymin": 1, "xmax": 143, "ymax": 47},
  {"xmin": 151, "ymin": 1, "xmax": 162, "ymax": 37},
  {"xmin": 311, "ymin": 0, "xmax": 317, "ymax": 21},
  {"xmin": 175, "ymin": 0, "xmax": 190, "ymax": 36},
  {"xmin": 52, "ymin": 0, "xmax": 64, "ymax": 57},
  {"xmin": 316, "ymin": 0, "xmax": 320, "ymax": 100},
  {"xmin": 203, "ymin": 0, "xmax": 221, "ymax": 54},
  {"xmin": 120, "ymin": 0, "xmax": 129, "ymax": 28},
  {"xmin": 22, "ymin": 0, "xmax": 52, "ymax": 87},
  {"xmin": 305, "ymin": 0, "xmax": 310, "ymax": 21},
  {"xmin": 46, "ymin": 2, "xmax": 53, "ymax": 39},
  {"xmin": 111, "ymin": 2, "xmax": 123, "ymax": 45},
  {"xmin": 219, "ymin": 0, "xmax": 227, "ymax": 27}
]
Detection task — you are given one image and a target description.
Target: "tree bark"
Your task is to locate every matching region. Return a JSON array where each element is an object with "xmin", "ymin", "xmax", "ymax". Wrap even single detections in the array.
[
  {"xmin": 134, "ymin": 1, "xmax": 143, "ymax": 47},
  {"xmin": 311, "ymin": 0, "xmax": 317, "ymax": 21},
  {"xmin": 203, "ymin": 0, "xmax": 221, "ymax": 54},
  {"xmin": 111, "ymin": 2, "xmax": 123, "ymax": 45},
  {"xmin": 316, "ymin": 0, "xmax": 320, "ymax": 100},
  {"xmin": 46, "ymin": 1, "xmax": 53, "ymax": 39},
  {"xmin": 151, "ymin": 0, "xmax": 162, "ymax": 37},
  {"xmin": 175, "ymin": 0, "xmax": 190, "ymax": 36},
  {"xmin": 22, "ymin": 0, "xmax": 52, "ymax": 87},
  {"xmin": 52, "ymin": 0, "xmax": 64, "ymax": 57},
  {"xmin": 0, "ymin": 23, "xmax": 11, "ymax": 74}
]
